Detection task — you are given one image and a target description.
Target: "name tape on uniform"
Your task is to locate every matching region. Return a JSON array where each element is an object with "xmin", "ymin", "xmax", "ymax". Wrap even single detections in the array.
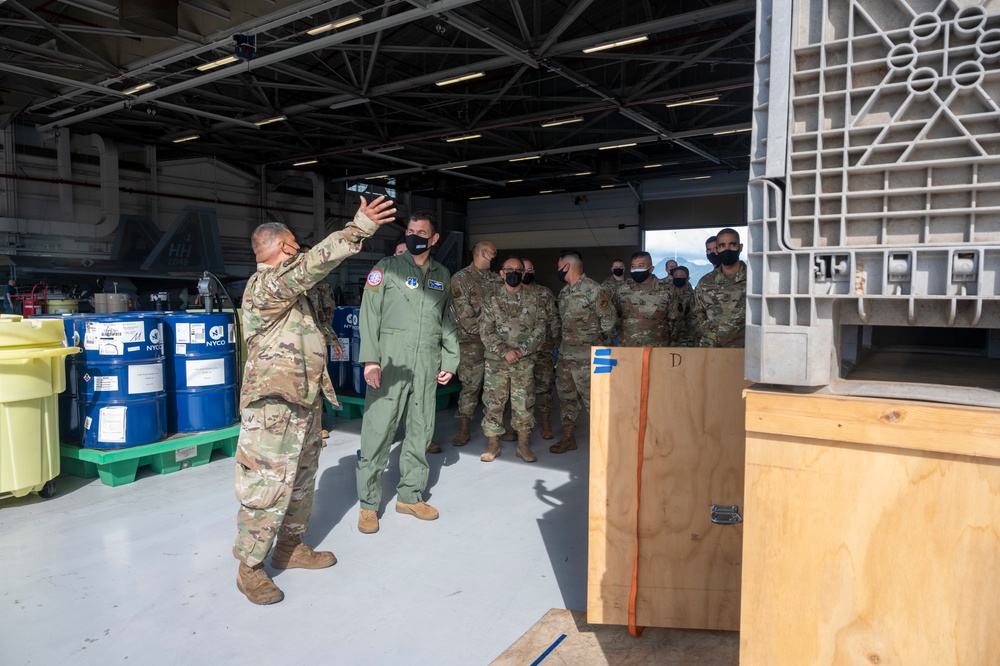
[{"xmin": 428, "ymin": 279, "xmax": 444, "ymax": 291}]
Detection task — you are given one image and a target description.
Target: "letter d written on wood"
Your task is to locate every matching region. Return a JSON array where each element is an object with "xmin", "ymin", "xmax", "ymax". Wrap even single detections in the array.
[{"xmin": 671, "ymin": 353, "xmax": 683, "ymax": 367}]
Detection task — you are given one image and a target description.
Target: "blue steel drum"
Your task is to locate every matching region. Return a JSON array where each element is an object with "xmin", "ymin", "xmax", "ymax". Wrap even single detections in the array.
[
  {"xmin": 30, "ymin": 313, "xmax": 83, "ymax": 443},
  {"xmin": 327, "ymin": 306, "xmax": 361, "ymax": 394},
  {"xmin": 77, "ymin": 312, "xmax": 167, "ymax": 448},
  {"xmin": 161, "ymin": 311, "xmax": 238, "ymax": 432}
]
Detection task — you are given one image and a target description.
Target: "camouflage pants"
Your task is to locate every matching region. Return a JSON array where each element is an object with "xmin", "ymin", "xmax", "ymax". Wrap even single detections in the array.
[
  {"xmin": 233, "ymin": 397, "xmax": 323, "ymax": 567},
  {"xmin": 534, "ymin": 346, "xmax": 556, "ymax": 413},
  {"xmin": 455, "ymin": 338, "xmax": 485, "ymax": 419},
  {"xmin": 556, "ymin": 350, "xmax": 592, "ymax": 425},
  {"xmin": 481, "ymin": 357, "xmax": 536, "ymax": 437}
]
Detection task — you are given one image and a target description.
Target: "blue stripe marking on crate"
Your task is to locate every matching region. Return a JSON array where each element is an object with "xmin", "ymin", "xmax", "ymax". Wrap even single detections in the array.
[{"xmin": 530, "ymin": 633, "xmax": 567, "ymax": 665}]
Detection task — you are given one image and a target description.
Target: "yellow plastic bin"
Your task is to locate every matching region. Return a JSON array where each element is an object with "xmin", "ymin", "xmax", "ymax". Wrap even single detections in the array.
[{"xmin": 0, "ymin": 317, "xmax": 80, "ymax": 499}]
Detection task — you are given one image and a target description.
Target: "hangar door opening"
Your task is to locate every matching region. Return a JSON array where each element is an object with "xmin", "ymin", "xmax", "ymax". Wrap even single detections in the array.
[{"xmin": 645, "ymin": 226, "xmax": 747, "ymax": 282}]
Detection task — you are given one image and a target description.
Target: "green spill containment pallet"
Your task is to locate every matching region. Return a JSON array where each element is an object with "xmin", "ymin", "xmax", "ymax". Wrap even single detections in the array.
[
  {"xmin": 60, "ymin": 424, "xmax": 240, "ymax": 487},
  {"xmin": 330, "ymin": 382, "xmax": 462, "ymax": 420}
]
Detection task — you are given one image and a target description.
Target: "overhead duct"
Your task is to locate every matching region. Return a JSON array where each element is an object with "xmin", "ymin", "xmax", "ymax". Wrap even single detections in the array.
[
  {"xmin": 119, "ymin": 0, "xmax": 179, "ymax": 37},
  {"xmin": 89, "ymin": 134, "xmax": 121, "ymax": 239}
]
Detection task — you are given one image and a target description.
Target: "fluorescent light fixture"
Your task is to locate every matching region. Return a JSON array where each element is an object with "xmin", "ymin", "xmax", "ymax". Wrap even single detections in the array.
[
  {"xmin": 539, "ymin": 190, "xmax": 555, "ymax": 194},
  {"xmin": 599, "ymin": 143, "xmax": 637, "ymax": 151},
  {"xmin": 124, "ymin": 82, "xmax": 154, "ymax": 95},
  {"xmin": 329, "ymin": 97, "xmax": 370, "ymax": 110},
  {"xmin": 444, "ymin": 134, "xmax": 481, "ymax": 143},
  {"xmin": 574, "ymin": 172, "xmax": 592, "ymax": 176},
  {"xmin": 507, "ymin": 179, "xmax": 523, "ymax": 183},
  {"xmin": 441, "ymin": 165, "xmax": 467, "ymax": 170},
  {"xmin": 666, "ymin": 95, "xmax": 719, "ymax": 108},
  {"xmin": 712, "ymin": 127, "xmax": 752, "ymax": 136},
  {"xmin": 293, "ymin": 159, "xmax": 319, "ymax": 166},
  {"xmin": 680, "ymin": 175, "xmax": 712, "ymax": 181},
  {"xmin": 601, "ymin": 184, "xmax": 616, "ymax": 189},
  {"xmin": 254, "ymin": 115, "xmax": 287, "ymax": 126},
  {"xmin": 469, "ymin": 195, "xmax": 491, "ymax": 200},
  {"xmin": 509, "ymin": 155, "xmax": 541, "ymax": 162},
  {"xmin": 172, "ymin": 135, "xmax": 200, "ymax": 143},
  {"xmin": 541, "ymin": 117, "xmax": 583, "ymax": 128},
  {"xmin": 365, "ymin": 174, "xmax": 388, "ymax": 180},
  {"xmin": 435, "ymin": 71, "xmax": 485, "ymax": 87},
  {"xmin": 197, "ymin": 55, "xmax": 238, "ymax": 71},
  {"xmin": 582, "ymin": 35, "xmax": 648, "ymax": 54},
  {"xmin": 643, "ymin": 163, "xmax": 662, "ymax": 169},
  {"xmin": 307, "ymin": 15, "xmax": 362, "ymax": 35}
]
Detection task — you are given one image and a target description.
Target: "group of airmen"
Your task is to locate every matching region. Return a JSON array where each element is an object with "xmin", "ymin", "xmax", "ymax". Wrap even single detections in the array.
[{"xmin": 230, "ymin": 194, "xmax": 748, "ymax": 605}]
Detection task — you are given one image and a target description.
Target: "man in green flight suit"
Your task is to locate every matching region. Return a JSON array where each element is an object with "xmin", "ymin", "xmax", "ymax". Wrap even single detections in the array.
[
  {"xmin": 356, "ymin": 211, "xmax": 460, "ymax": 535},
  {"xmin": 234, "ymin": 195, "xmax": 396, "ymax": 605}
]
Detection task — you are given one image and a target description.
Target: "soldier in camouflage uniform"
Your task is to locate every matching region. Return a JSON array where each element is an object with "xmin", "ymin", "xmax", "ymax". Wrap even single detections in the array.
[
  {"xmin": 602, "ymin": 258, "xmax": 626, "ymax": 343},
  {"xmin": 478, "ymin": 257, "xmax": 546, "ymax": 463},
  {"xmin": 233, "ymin": 195, "xmax": 396, "ymax": 605},
  {"xmin": 694, "ymin": 228, "xmax": 747, "ymax": 348},
  {"xmin": 450, "ymin": 240, "xmax": 499, "ymax": 446},
  {"xmin": 356, "ymin": 212, "xmax": 460, "ymax": 535},
  {"xmin": 521, "ymin": 258, "xmax": 560, "ymax": 440},
  {"xmin": 666, "ymin": 265, "xmax": 698, "ymax": 347},
  {"xmin": 553, "ymin": 250, "xmax": 617, "ymax": 453},
  {"xmin": 613, "ymin": 250, "xmax": 677, "ymax": 347},
  {"xmin": 697, "ymin": 235, "xmax": 721, "ymax": 288}
]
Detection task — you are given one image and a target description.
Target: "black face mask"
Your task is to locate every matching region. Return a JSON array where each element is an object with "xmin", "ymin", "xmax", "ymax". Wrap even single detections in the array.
[
  {"xmin": 672, "ymin": 277, "xmax": 687, "ymax": 288},
  {"xmin": 630, "ymin": 269, "xmax": 650, "ymax": 283},
  {"xmin": 504, "ymin": 272, "xmax": 522, "ymax": 287},
  {"xmin": 612, "ymin": 267, "xmax": 624, "ymax": 277},
  {"xmin": 406, "ymin": 235, "xmax": 430, "ymax": 255},
  {"xmin": 718, "ymin": 249, "xmax": 740, "ymax": 266},
  {"xmin": 707, "ymin": 252, "xmax": 720, "ymax": 266},
  {"xmin": 557, "ymin": 268, "xmax": 568, "ymax": 283},
  {"xmin": 521, "ymin": 273, "xmax": 535, "ymax": 285}
]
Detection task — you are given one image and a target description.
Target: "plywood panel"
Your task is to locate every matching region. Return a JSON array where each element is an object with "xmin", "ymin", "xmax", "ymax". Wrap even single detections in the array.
[
  {"xmin": 741, "ymin": 389, "xmax": 1000, "ymax": 666},
  {"xmin": 588, "ymin": 347, "xmax": 749, "ymax": 631}
]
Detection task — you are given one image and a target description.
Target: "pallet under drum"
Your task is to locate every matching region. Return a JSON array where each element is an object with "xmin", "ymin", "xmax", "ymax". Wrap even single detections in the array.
[{"xmin": 60, "ymin": 424, "xmax": 239, "ymax": 487}]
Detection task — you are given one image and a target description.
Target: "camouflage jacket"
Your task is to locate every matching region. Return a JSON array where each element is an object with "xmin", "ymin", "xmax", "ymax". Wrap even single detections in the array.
[
  {"xmin": 306, "ymin": 279, "xmax": 341, "ymax": 354},
  {"xmin": 480, "ymin": 287, "xmax": 545, "ymax": 362},
  {"xmin": 240, "ymin": 210, "xmax": 378, "ymax": 410},
  {"xmin": 613, "ymin": 277, "xmax": 677, "ymax": 347},
  {"xmin": 667, "ymin": 281, "xmax": 698, "ymax": 346},
  {"xmin": 451, "ymin": 264, "xmax": 499, "ymax": 344},
  {"xmin": 694, "ymin": 261, "xmax": 747, "ymax": 348},
  {"xmin": 526, "ymin": 284, "xmax": 560, "ymax": 354},
  {"xmin": 557, "ymin": 274, "xmax": 617, "ymax": 358},
  {"xmin": 601, "ymin": 275, "xmax": 625, "ymax": 295}
]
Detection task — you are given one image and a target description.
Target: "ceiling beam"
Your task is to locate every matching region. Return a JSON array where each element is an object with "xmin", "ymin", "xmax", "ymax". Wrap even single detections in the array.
[
  {"xmin": 536, "ymin": 0, "xmax": 596, "ymax": 56},
  {"xmin": 7, "ymin": 0, "xmax": 118, "ymax": 74},
  {"xmin": 38, "ymin": 0, "xmax": 487, "ymax": 132}
]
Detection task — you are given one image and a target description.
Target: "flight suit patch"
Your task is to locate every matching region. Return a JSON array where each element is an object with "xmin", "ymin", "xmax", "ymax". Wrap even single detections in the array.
[
  {"xmin": 405, "ymin": 276, "xmax": 419, "ymax": 289},
  {"xmin": 428, "ymin": 279, "xmax": 444, "ymax": 291},
  {"xmin": 366, "ymin": 269, "xmax": 383, "ymax": 288}
]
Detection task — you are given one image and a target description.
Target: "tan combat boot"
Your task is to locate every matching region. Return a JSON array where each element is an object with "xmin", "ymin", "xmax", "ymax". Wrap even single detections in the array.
[
  {"xmin": 549, "ymin": 422, "xmax": 577, "ymax": 454},
  {"xmin": 271, "ymin": 535, "xmax": 337, "ymax": 570},
  {"xmin": 516, "ymin": 430, "xmax": 537, "ymax": 463},
  {"xmin": 427, "ymin": 441, "xmax": 442, "ymax": 454},
  {"xmin": 237, "ymin": 562, "xmax": 284, "ymax": 605},
  {"xmin": 395, "ymin": 500, "xmax": 439, "ymax": 520},
  {"xmin": 539, "ymin": 411, "xmax": 554, "ymax": 440},
  {"xmin": 358, "ymin": 508, "xmax": 379, "ymax": 534},
  {"xmin": 480, "ymin": 436, "xmax": 501, "ymax": 462},
  {"xmin": 452, "ymin": 417, "xmax": 471, "ymax": 446}
]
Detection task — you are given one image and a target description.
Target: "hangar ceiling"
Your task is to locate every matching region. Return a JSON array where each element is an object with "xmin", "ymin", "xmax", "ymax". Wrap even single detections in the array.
[{"xmin": 0, "ymin": 0, "xmax": 757, "ymax": 200}]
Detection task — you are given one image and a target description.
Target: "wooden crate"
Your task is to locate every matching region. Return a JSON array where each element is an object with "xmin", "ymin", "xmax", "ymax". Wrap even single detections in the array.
[
  {"xmin": 588, "ymin": 347, "xmax": 749, "ymax": 631},
  {"xmin": 740, "ymin": 388, "xmax": 1000, "ymax": 665}
]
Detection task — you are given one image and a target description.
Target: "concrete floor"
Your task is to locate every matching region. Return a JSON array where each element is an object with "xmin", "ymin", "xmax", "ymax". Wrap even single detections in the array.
[{"xmin": 0, "ymin": 406, "xmax": 592, "ymax": 665}]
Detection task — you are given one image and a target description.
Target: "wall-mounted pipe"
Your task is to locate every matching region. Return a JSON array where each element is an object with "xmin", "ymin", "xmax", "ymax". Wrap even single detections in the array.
[{"xmin": 89, "ymin": 133, "xmax": 120, "ymax": 238}]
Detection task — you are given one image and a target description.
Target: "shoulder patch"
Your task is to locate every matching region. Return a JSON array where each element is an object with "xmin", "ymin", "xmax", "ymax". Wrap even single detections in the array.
[
  {"xmin": 598, "ymin": 290, "xmax": 611, "ymax": 311},
  {"xmin": 428, "ymin": 279, "xmax": 444, "ymax": 291},
  {"xmin": 452, "ymin": 282, "xmax": 463, "ymax": 298},
  {"xmin": 366, "ymin": 269, "xmax": 383, "ymax": 287}
]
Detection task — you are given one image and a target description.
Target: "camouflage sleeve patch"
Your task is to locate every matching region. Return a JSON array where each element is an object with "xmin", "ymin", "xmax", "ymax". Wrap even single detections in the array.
[
  {"xmin": 452, "ymin": 281, "xmax": 463, "ymax": 298},
  {"xmin": 597, "ymin": 288, "xmax": 611, "ymax": 312}
]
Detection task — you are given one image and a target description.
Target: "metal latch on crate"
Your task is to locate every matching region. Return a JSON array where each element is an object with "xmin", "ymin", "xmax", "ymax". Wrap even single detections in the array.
[{"xmin": 711, "ymin": 504, "xmax": 742, "ymax": 525}]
